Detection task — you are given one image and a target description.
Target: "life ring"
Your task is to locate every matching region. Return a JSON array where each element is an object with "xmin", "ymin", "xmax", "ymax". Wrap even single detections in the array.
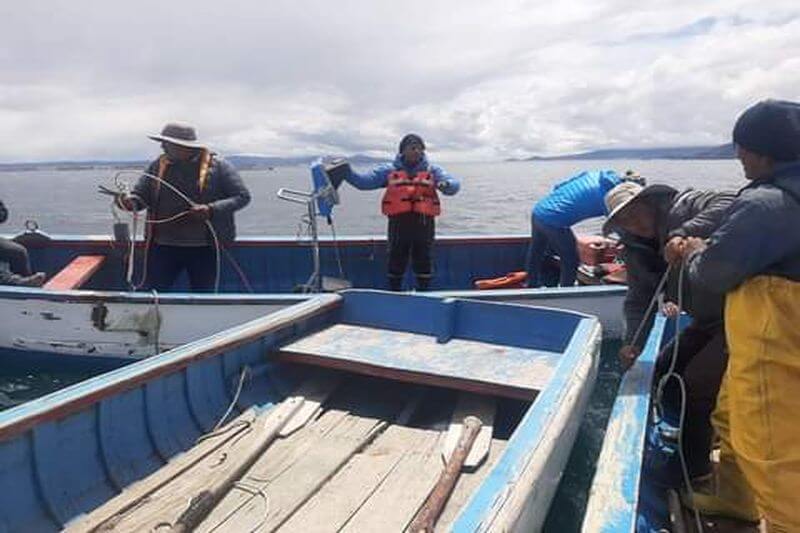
[{"xmin": 474, "ymin": 271, "xmax": 529, "ymax": 290}]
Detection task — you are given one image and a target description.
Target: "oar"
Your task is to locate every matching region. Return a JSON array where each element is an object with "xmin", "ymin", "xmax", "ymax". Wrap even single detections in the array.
[
  {"xmin": 171, "ymin": 396, "xmax": 304, "ymax": 533},
  {"xmin": 408, "ymin": 415, "xmax": 482, "ymax": 532}
]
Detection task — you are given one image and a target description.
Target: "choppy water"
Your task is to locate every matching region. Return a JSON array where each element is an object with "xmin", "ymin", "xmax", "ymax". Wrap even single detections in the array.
[{"xmin": 0, "ymin": 160, "xmax": 744, "ymax": 530}]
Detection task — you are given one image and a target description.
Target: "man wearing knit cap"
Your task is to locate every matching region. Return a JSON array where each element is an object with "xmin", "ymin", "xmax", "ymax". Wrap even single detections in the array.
[
  {"xmin": 343, "ymin": 134, "xmax": 460, "ymax": 291},
  {"xmin": 673, "ymin": 100, "xmax": 800, "ymax": 529}
]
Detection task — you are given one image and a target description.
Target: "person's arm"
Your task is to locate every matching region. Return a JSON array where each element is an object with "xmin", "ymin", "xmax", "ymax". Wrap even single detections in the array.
[
  {"xmin": 344, "ymin": 164, "xmax": 392, "ymax": 190},
  {"xmin": 622, "ymin": 246, "xmax": 664, "ymax": 349},
  {"xmin": 207, "ymin": 159, "xmax": 251, "ymax": 216},
  {"xmin": 687, "ymin": 190, "xmax": 797, "ymax": 293},
  {"xmin": 668, "ymin": 190, "xmax": 736, "ymax": 240},
  {"xmin": 119, "ymin": 161, "xmax": 159, "ymax": 211},
  {"xmin": 430, "ymin": 164, "xmax": 460, "ymax": 195}
]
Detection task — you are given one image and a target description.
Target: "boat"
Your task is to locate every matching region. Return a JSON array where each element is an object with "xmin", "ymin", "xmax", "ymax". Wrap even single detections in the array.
[
  {"xmin": 0, "ymin": 229, "xmax": 625, "ymax": 359},
  {"xmin": 0, "ymin": 289, "xmax": 601, "ymax": 532}
]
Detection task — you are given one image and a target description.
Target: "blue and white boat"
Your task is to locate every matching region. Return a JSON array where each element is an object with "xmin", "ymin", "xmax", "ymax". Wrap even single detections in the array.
[
  {"xmin": 0, "ymin": 290, "xmax": 601, "ymax": 532},
  {"xmin": 0, "ymin": 230, "xmax": 625, "ymax": 359}
]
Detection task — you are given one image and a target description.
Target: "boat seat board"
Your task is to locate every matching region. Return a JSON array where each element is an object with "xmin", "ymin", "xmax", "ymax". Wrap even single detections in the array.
[
  {"xmin": 275, "ymin": 324, "xmax": 557, "ymax": 400},
  {"xmin": 43, "ymin": 254, "xmax": 106, "ymax": 290}
]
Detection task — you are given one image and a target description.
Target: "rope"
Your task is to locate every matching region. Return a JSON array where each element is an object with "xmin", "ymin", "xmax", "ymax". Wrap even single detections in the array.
[
  {"xmin": 328, "ymin": 217, "xmax": 346, "ymax": 280},
  {"xmin": 652, "ymin": 263, "xmax": 704, "ymax": 532},
  {"xmin": 108, "ymin": 170, "xmax": 222, "ymax": 293}
]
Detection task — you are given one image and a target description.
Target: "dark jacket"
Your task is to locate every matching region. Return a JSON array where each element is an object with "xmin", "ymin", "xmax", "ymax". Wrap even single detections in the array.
[
  {"xmin": 129, "ymin": 156, "xmax": 250, "ymax": 245},
  {"xmin": 688, "ymin": 160, "xmax": 800, "ymax": 292},
  {"xmin": 622, "ymin": 187, "xmax": 737, "ymax": 347},
  {"xmin": 0, "ymin": 200, "xmax": 7, "ymax": 224}
]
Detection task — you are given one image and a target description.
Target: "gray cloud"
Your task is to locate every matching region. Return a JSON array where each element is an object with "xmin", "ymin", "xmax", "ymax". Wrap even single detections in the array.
[{"xmin": 0, "ymin": 0, "xmax": 798, "ymax": 161}]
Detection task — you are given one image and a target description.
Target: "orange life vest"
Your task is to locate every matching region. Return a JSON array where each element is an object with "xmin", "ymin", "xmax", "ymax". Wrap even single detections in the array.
[{"xmin": 381, "ymin": 170, "xmax": 441, "ymax": 217}]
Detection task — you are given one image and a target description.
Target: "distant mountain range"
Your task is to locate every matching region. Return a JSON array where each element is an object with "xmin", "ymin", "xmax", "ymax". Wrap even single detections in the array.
[
  {"xmin": 0, "ymin": 144, "xmax": 736, "ymax": 171},
  {"xmin": 516, "ymin": 143, "xmax": 735, "ymax": 161},
  {"xmin": 0, "ymin": 153, "xmax": 390, "ymax": 172}
]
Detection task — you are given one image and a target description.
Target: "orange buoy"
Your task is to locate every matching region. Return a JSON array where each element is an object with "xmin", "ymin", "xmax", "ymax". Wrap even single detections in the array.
[{"xmin": 474, "ymin": 271, "xmax": 529, "ymax": 290}]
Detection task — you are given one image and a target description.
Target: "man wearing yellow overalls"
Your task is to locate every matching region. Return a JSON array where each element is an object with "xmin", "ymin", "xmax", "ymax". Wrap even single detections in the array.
[{"xmin": 676, "ymin": 99, "xmax": 800, "ymax": 531}]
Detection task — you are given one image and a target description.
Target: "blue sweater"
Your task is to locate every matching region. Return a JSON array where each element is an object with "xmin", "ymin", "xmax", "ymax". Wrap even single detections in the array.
[
  {"xmin": 345, "ymin": 154, "xmax": 460, "ymax": 195},
  {"xmin": 533, "ymin": 170, "xmax": 621, "ymax": 228}
]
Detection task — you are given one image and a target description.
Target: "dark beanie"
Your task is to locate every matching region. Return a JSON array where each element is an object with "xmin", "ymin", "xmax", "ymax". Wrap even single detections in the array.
[
  {"xmin": 732, "ymin": 99, "xmax": 800, "ymax": 161},
  {"xmin": 398, "ymin": 133, "xmax": 425, "ymax": 154}
]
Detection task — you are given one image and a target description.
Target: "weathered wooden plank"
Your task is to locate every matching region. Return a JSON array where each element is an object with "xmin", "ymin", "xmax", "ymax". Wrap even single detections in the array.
[
  {"xmin": 279, "ymin": 372, "xmax": 341, "ymax": 437},
  {"xmin": 65, "ymin": 407, "xmax": 257, "ymax": 532},
  {"xmin": 340, "ymin": 430, "xmax": 444, "ymax": 532},
  {"xmin": 442, "ymin": 394, "xmax": 496, "ymax": 469},
  {"xmin": 81, "ymin": 398, "xmax": 302, "ymax": 533},
  {"xmin": 199, "ymin": 412, "xmax": 388, "ymax": 532},
  {"xmin": 276, "ymin": 325, "xmax": 557, "ymax": 400},
  {"xmin": 279, "ymin": 424, "xmax": 433, "ymax": 533},
  {"xmin": 43, "ymin": 255, "xmax": 106, "ymax": 290}
]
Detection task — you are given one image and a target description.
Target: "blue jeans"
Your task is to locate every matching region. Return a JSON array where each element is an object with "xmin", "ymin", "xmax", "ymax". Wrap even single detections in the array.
[{"xmin": 525, "ymin": 216, "xmax": 579, "ymax": 287}]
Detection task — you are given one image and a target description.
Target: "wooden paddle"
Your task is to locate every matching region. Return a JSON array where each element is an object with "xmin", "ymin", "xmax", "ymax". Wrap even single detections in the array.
[{"xmin": 408, "ymin": 415, "xmax": 482, "ymax": 532}]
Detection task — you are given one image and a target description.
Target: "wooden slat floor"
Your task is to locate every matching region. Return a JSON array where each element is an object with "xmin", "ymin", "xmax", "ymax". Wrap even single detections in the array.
[{"xmin": 78, "ymin": 375, "xmax": 511, "ymax": 532}]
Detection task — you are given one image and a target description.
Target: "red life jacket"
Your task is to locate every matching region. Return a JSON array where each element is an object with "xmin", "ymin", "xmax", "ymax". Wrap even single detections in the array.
[{"xmin": 381, "ymin": 170, "xmax": 441, "ymax": 217}]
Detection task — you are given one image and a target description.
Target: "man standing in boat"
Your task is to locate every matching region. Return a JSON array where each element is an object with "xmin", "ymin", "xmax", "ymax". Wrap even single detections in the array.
[
  {"xmin": 117, "ymin": 123, "xmax": 251, "ymax": 292},
  {"xmin": 602, "ymin": 181, "xmax": 736, "ymax": 487},
  {"xmin": 676, "ymin": 99, "xmax": 800, "ymax": 531},
  {"xmin": 343, "ymin": 134, "xmax": 460, "ymax": 291},
  {"xmin": 527, "ymin": 169, "xmax": 645, "ymax": 287}
]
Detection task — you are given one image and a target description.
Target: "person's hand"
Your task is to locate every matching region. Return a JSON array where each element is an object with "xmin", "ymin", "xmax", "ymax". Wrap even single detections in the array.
[
  {"xmin": 619, "ymin": 344, "xmax": 641, "ymax": 370},
  {"xmin": 190, "ymin": 204, "xmax": 212, "ymax": 221},
  {"xmin": 682, "ymin": 236, "xmax": 708, "ymax": 257},
  {"xmin": 662, "ymin": 301, "xmax": 680, "ymax": 318},
  {"xmin": 663, "ymin": 236, "xmax": 687, "ymax": 265},
  {"xmin": 436, "ymin": 181, "xmax": 448, "ymax": 192}
]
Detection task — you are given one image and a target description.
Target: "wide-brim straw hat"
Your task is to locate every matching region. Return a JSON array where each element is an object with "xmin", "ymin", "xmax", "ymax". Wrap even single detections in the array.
[
  {"xmin": 602, "ymin": 183, "xmax": 676, "ymax": 234},
  {"xmin": 148, "ymin": 122, "xmax": 206, "ymax": 149}
]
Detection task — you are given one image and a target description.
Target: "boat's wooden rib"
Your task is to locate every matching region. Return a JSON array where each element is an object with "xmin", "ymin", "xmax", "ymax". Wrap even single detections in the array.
[{"xmin": 442, "ymin": 393, "xmax": 496, "ymax": 470}]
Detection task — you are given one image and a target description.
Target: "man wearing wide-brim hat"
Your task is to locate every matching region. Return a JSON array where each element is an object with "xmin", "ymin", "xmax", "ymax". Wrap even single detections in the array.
[
  {"xmin": 603, "ymin": 179, "xmax": 736, "ymax": 489},
  {"xmin": 117, "ymin": 122, "xmax": 250, "ymax": 292}
]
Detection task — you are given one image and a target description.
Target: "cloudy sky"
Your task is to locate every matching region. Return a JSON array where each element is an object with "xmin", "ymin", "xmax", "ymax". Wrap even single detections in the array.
[{"xmin": 0, "ymin": 0, "xmax": 798, "ymax": 162}]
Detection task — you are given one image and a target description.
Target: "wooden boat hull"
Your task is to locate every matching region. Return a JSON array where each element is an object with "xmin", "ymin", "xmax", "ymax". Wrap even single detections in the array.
[
  {"xmin": 0, "ymin": 234, "xmax": 626, "ymax": 358},
  {"xmin": 0, "ymin": 290, "xmax": 601, "ymax": 532}
]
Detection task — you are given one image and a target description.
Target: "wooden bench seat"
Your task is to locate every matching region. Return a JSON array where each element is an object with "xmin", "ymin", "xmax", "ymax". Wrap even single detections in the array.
[{"xmin": 43, "ymin": 255, "xmax": 106, "ymax": 290}]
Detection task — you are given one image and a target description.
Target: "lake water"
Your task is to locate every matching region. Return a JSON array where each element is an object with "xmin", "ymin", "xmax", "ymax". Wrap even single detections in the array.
[
  {"xmin": 0, "ymin": 159, "xmax": 745, "ymax": 238},
  {"xmin": 0, "ymin": 159, "xmax": 745, "ymax": 531}
]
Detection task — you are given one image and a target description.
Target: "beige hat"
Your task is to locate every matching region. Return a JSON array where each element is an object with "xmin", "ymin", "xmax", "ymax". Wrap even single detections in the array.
[
  {"xmin": 602, "ymin": 183, "xmax": 676, "ymax": 234},
  {"xmin": 148, "ymin": 122, "xmax": 205, "ymax": 149}
]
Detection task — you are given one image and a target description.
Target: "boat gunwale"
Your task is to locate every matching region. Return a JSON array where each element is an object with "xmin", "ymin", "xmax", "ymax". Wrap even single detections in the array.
[
  {"xmin": 0, "ymin": 294, "xmax": 342, "ymax": 441},
  {"xmin": 580, "ymin": 315, "xmax": 669, "ymax": 532}
]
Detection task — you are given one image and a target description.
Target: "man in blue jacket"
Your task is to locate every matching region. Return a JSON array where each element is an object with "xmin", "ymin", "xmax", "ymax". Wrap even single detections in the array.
[
  {"xmin": 344, "ymin": 134, "xmax": 460, "ymax": 291},
  {"xmin": 527, "ymin": 169, "xmax": 644, "ymax": 287},
  {"xmin": 676, "ymin": 100, "xmax": 800, "ymax": 529}
]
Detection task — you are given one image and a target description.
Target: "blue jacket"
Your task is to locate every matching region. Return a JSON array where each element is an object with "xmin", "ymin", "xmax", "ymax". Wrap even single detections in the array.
[
  {"xmin": 345, "ymin": 154, "xmax": 460, "ymax": 195},
  {"xmin": 533, "ymin": 170, "xmax": 621, "ymax": 228},
  {"xmin": 688, "ymin": 160, "xmax": 800, "ymax": 293}
]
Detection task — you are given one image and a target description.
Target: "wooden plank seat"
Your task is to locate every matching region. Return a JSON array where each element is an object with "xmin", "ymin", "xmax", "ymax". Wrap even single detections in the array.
[
  {"xmin": 275, "ymin": 324, "xmax": 558, "ymax": 400},
  {"xmin": 43, "ymin": 254, "xmax": 106, "ymax": 290}
]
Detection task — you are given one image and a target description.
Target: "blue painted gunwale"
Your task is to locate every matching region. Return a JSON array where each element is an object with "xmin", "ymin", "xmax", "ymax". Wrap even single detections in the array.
[
  {"xmin": 580, "ymin": 315, "xmax": 668, "ymax": 532},
  {"xmin": 4, "ymin": 232, "xmax": 540, "ymax": 294},
  {"xmin": 0, "ymin": 290, "xmax": 600, "ymax": 532}
]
